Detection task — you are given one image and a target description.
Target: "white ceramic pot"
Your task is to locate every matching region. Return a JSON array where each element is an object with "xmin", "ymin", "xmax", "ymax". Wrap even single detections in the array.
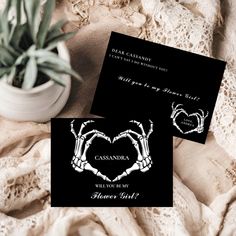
[{"xmin": 0, "ymin": 42, "xmax": 71, "ymax": 122}]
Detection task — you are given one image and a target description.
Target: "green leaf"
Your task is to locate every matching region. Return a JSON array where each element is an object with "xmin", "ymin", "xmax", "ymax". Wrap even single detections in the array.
[
  {"xmin": 36, "ymin": 52, "xmax": 69, "ymax": 67},
  {"xmin": 39, "ymin": 67, "xmax": 65, "ymax": 86},
  {"xmin": 46, "ymin": 31, "xmax": 77, "ymax": 51},
  {"xmin": 8, "ymin": 0, "xmax": 22, "ymax": 24},
  {"xmin": 2, "ymin": 0, "xmax": 12, "ymax": 19},
  {"xmin": 22, "ymin": 56, "xmax": 37, "ymax": 89},
  {"xmin": 46, "ymin": 19, "xmax": 67, "ymax": 43},
  {"xmin": 27, "ymin": 44, "xmax": 37, "ymax": 53},
  {"xmin": 0, "ymin": 67, "xmax": 11, "ymax": 77},
  {"xmin": 16, "ymin": 0, "xmax": 22, "ymax": 25},
  {"xmin": 23, "ymin": 0, "xmax": 41, "ymax": 42},
  {"xmin": 15, "ymin": 45, "xmax": 36, "ymax": 65},
  {"xmin": 41, "ymin": 62, "xmax": 82, "ymax": 81},
  {"xmin": 33, "ymin": 49, "xmax": 82, "ymax": 81},
  {"xmin": 0, "ymin": 0, "xmax": 13, "ymax": 41},
  {"xmin": 15, "ymin": 67, "xmax": 26, "ymax": 85},
  {"xmin": 2, "ymin": 0, "xmax": 11, "ymax": 15},
  {"xmin": 1, "ymin": 7, "xmax": 11, "ymax": 45},
  {"xmin": 37, "ymin": 0, "xmax": 55, "ymax": 48},
  {"xmin": 6, "ymin": 44, "xmax": 20, "ymax": 58},
  {"xmin": 0, "ymin": 12, "xmax": 2, "ymax": 34},
  {"xmin": 29, "ymin": 49, "xmax": 82, "ymax": 81},
  {"xmin": 0, "ymin": 46, "xmax": 16, "ymax": 66},
  {"xmin": 27, "ymin": 49, "xmax": 58, "ymax": 58},
  {"xmin": 10, "ymin": 24, "xmax": 27, "ymax": 49},
  {"xmin": 9, "ymin": 23, "xmax": 16, "ymax": 43},
  {"xmin": 6, "ymin": 66, "xmax": 16, "ymax": 85},
  {"xmin": 14, "ymin": 53, "xmax": 27, "ymax": 66}
]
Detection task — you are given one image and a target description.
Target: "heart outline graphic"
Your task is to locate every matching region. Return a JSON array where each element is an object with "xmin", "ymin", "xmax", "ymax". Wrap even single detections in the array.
[
  {"xmin": 171, "ymin": 102, "xmax": 209, "ymax": 135},
  {"xmin": 173, "ymin": 110, "xmax": 198, "ymax": 134},
  {"xmin": 70, "ymin": 120, "xmax": 153, "ymax": 182}
]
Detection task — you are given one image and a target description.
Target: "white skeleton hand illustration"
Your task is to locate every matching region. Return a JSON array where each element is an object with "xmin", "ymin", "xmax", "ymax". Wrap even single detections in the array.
[
  {"xmin": 171, "ymin": 102, "xmax": 208, "ymax": 134},
  {"xmin": 187, "ymin": 109, "xmax": 209, "ymax": 134},
  {"xmin": 171, "ymin": 103, "xmax": 184, "ymax": 120},
  {"xmin": 70, "ymin": 120, "xmax": 112, "ymax": 182},
  {"xmin": 112, "ymin": 120, "xmax": 153, "ymax": 182}
]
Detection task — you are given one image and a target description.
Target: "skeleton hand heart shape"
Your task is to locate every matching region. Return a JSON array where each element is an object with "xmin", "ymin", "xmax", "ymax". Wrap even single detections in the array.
[
  {"xmin": 171, "ymin": 102, "xmax": 209, "ymax": 134},
  {"xmin": 70, "ymin": 120, "xmax": 153, "ymax": 182}
]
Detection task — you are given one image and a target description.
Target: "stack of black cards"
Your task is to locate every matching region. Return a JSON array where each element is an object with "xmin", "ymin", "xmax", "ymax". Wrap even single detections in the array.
[{"xmin": 51, "ymin": 32, "xmax": 226, "ymax": 207}]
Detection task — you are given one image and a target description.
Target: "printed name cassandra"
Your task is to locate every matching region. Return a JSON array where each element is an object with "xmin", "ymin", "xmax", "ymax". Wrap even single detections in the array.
[
  {"xmin": 95, "ymin": 155, "xmax": 129, "ymax": 160},
  {"xmin": 111, "ymin": 48, "xmax": 152, "ymax": 62}
]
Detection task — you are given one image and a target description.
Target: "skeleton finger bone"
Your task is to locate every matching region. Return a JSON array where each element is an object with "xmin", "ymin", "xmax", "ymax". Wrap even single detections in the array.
[
  {"xmin": 113, "ymin": 132, "xmax": 139, "ymax": 146},
  {"xmin": 138, "ymin": 155, "xmax": 152, "ymax": 172},
  {"xmin": 112, "ymin": 155, "xmax": 153, "ymax": 182},
  {"xmin": 83, "ymin": 130, "xmax": 112, "ymax": 141},
  {"xmin": 192, "ymin": 113, "xmax": 202, "ymax": 133},
  {"xmin": 147, "ymin": 120, "xmax": 153, "ymax": 138},
  {"xmin": 84, "ymin": 163, "xmax": 111, "ymax": 182},
  {"xmin": 171, "ymin": 102, "xmax": 183, "ymax": 110},
  {"xmin": 78, "ymin": 120, "xmax": 95, "ymax": 136},
  {"xmin": 199, "ymin": 109, "xmax": 209, "ymax": 118},
  {"xmin": 172, "ymin": 108, "xmax": 185, "ymax": 118},
  {"xmin": 113, "ymin": 130, "xmax": 141, "ymax": 142},
  {"xmin": 71, "ymin": 157, "xmax": 88, "ymax": 172},
  {"xmin": 130, "ymin": 120, "xmax": 145, "ymax": 136},
  {"xmin": 72, "ymin": 159, "xmax": 111, "ymax": 182},
  {"xmin": 70, "ymin": 120, "xmax": 77, "ymax": 138},
  {"xmin": 193, "ymin": 112, "xmax": 207, "ymax": 133},
  {"xmin": 113, "ymin": 163, "xmax": 140, "ymax": 182},
  {"xmin": 84, "ymin": 131, "xmax": 111, "ymax": 153},
  {"xmin": 113, "ymin": 132, "xmax": 141, "ymax": 156},
  {"xmin": 171, "ymin": 102, "xmax": 184, "ymax": 119}
]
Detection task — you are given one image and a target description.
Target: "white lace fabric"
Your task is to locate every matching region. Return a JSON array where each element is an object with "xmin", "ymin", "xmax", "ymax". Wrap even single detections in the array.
[
  {"xmin": 211, "ymin": 65, "xmax": 236, "ymax": 158},
  {"xmin": 140, "ymin": 0, "xmax": 214, "ymax": 57},
  {"xmin": 0, "ymin": 139, "xmax": 50, "ymax": 214},
  {"xmin": 131, "ymin": 176, "xmax": 221, "ymax": 236}
]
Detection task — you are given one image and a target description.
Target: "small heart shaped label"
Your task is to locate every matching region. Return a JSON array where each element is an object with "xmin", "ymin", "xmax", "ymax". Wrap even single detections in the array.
[
  {"xmin": 171, "ymin": 103, "xmax": 208, "ymax": 135},
  {"xmin": 174, "ymin": 111, "xmax": 198, "ymax": 134}
]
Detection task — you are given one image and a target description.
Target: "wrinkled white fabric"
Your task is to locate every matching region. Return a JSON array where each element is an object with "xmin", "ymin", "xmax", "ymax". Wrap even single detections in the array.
[{"xmin": 131, "ymin": 177, "xmax": 236, "ymax": 236}]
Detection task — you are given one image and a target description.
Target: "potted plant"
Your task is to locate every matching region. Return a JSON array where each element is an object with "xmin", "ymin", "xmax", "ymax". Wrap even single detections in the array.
[{"xmin": 0, "ymin": 0, "xmax": 82, "ymax": 122}]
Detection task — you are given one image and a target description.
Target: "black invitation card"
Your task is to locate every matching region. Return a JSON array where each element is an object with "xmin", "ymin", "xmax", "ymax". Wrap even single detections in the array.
[
  {"xmin": 91, "ymin": 32, "xmax": 226, "ymax": 143},
  {"xmin": 51, "ymin": 117, "xmax": 173, "ymax": 207}
]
